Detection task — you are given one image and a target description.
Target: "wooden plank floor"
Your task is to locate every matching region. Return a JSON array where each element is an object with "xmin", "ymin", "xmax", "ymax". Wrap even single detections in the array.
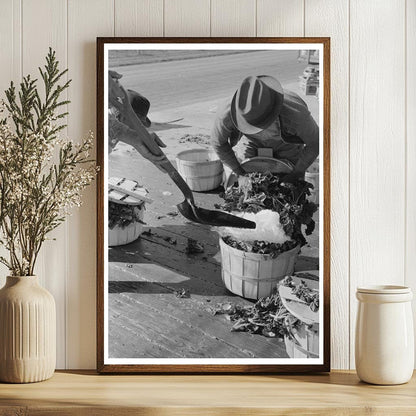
[{"xmin": 108, "ymin": 149, "xmax": 319, "ymax": 359}]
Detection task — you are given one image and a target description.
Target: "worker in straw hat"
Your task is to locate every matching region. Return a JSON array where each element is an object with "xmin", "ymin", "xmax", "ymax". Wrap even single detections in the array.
[{"xmin": 211, "ymin": 75, "xmax": 319, "ymax": 183}]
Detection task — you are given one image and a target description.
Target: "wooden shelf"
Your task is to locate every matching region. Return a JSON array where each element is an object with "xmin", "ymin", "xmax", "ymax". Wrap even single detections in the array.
[{"xmin": 1, "ymin": 370, "xmax": 415, "ymax": 415}]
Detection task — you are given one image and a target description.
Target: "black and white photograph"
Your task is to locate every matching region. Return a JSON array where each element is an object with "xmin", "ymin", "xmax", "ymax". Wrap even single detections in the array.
[{"xmin": 98, "ymin": 40, "xmax": 329, "ymax": 372}]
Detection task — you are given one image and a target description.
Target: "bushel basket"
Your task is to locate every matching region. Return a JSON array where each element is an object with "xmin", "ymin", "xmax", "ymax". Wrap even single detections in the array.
[
  {"xmin": 219, "ymin": 237, "xmax": 300, "ymax": 300},
  {"xmin": 176, "ymin": 149, "xmax": 223, "ymax": 192},
  {"xmin": 284, "ymin": 323, "xmax": 319, "ymax": 359},
  {"xmin": 108, "ymin": 177, "xmax": 149, "ymax": 247},
  {"xmin": 108, "ymin": 204, "xmax": 145, "ymax": 247}
]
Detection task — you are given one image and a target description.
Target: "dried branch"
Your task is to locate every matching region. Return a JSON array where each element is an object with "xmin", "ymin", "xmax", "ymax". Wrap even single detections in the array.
[{"xmin": 0, "ymin": 49, "xmax": 96, "ymax": 276}]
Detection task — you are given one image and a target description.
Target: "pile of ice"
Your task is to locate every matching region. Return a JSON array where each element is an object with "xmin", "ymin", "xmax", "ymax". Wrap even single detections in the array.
[{"xmin": 219, "ymin": 209, "xmax": 290, "ymax": 244}]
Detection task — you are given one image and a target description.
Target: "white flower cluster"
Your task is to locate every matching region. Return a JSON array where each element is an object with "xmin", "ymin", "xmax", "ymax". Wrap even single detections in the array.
[{"xmin": 0, "ymin": 103, "xmax": 96, "ymax": 276}]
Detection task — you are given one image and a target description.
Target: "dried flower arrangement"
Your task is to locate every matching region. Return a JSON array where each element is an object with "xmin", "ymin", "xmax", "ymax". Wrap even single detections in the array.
[{"xmin": 0, "ymin": 49, "xmax": 96, "ymax": 276}]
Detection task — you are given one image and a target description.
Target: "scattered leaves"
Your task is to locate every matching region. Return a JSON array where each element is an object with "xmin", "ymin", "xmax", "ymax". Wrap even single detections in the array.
[
  {"xmin": 214, "ymin": 294, "xmax": 294, "ymax": 338},
  {"xmin": 281, "ymin": 276, "xmax": 319, "ymax": 312},
  {"xmin": 163, "ymin": 236, "xmax": 177, "ymax": 245},
  {"xmin": 178, "ymin": 134, "xmax": 211, "ymax": 146},
  {"xmin": 185, "ymin": 238, "xmax": 204, "ymax": 254},
  {"xmin": 174, "ymin": 288, "xmax": 190, "ymax": 298},
  {"xmin": 223, "ymin": 236, "xmax": 298, "ymax": 258},
  {"xmin": 166, "ymin": 211, "xmax": 179, "ymax": 217},
  {"xmin": 109, "ymin": 201, "xmax": 144, "ymax": 229},
  {"xmin": 213, "ymin": 277, "xmax": 319, "ymax": 337}
]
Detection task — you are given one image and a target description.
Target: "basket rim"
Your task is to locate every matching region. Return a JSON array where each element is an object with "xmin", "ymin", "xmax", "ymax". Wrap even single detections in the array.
[
  {"xmin": 176, "ymin": 149, "xmax": 220, "ymax": 165},
  {"xmin": 219, "ymin": 236, "xmax": 300, "ymax": 260},
  {"xmin": 108, "ymin": 199, "xmax": 145, "ymax": 207},
  {"xmin": 108, "ymin": 219, "xmax": 144, "ymax": 231}
]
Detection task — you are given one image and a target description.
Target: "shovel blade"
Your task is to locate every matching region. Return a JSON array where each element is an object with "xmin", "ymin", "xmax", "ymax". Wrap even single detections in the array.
[{"xmin": 177, "ymin": 201, "xmax": 256, "ymax": 229}]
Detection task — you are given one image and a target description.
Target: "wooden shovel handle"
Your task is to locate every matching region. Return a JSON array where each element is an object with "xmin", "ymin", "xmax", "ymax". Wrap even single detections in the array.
[{"xmin": 159, "ymin": 159, "xmax": 195, "ymax": 203}]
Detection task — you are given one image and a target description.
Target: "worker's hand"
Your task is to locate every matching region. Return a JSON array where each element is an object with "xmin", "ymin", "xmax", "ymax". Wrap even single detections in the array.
[
  {"xmin": 141, "ymin": 132, "xmax": 168, "ymax": 173},
  {"xmin": 123, "ymin": 129, "xmax": 168, "ymax": 173},
  {"xmin": 227, "ymin": 166, "xmax": 248, "ymax": 190},
  {"xmin": 237, "ymin": 175, "xmax": 250, "ymax": 190},
  {"xmin": 281, "ymin": 171, "xmax": 304, "ymax": 184},
  {"xmin": 108, "ymin": 72, "xmax": 131, "ymax": 115},
  {"xmin": 109, "ymin": 70, "xmax": 122, "ymax": 80}
]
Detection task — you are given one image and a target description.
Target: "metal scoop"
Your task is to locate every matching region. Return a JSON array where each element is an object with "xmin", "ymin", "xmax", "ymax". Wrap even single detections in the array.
[{"xmin": 159, "ymin": 159, "xmax": 256, "ymax": 229}]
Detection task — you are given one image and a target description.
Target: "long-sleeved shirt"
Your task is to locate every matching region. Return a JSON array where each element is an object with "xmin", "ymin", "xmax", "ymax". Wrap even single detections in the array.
[
  {"xmin": 108, "ymin": 108, "xmax": 138, "ymax": 153},
  {"xmin": 210, "ymin": 89, "xmax": 319, "ymax": 174}
]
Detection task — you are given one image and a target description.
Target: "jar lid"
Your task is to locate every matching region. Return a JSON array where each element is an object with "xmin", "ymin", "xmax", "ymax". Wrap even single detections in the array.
[{"xmin": 357, "ymin": 285, "xmax": 411, "ymax": 294}]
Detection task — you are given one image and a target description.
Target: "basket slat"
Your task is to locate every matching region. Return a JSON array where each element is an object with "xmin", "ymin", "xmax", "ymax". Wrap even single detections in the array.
[{"xmin": 108, "ymin": 177, "xmax": 151, "ymax": 205}]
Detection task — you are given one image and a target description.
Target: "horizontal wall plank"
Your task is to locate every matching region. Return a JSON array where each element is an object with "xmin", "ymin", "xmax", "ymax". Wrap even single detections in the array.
[
  {"xmin": 349, "ymin": 0, "xmax": 406, "ymax": 368},
  {"xmin": 305, "ymin": 0, "xmax": 350, "ymax": 370}
]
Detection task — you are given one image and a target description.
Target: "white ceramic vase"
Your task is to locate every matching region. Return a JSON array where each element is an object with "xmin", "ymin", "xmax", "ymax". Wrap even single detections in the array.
[
  {"xmin": 0, "ymin": 276, "xmax": 56, "ymax": 383},
  {"xmin": 355, "ymin": 285, "xmax": 414, "ymax": 385}
]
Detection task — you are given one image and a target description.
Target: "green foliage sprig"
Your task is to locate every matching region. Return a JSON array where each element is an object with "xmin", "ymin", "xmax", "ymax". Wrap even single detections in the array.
[{"xmin": 0, "ymin": 48, "xmax": 96, "ymax": 276}]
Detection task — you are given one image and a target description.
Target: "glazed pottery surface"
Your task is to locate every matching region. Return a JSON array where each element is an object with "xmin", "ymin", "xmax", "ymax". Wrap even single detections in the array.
[
  {"xmin": 0, "ymin": 276, "xmax": 56, "ymax": 383},
  {"xmin": 355, "ymin": 285, "xmax": 414, "ymax": 385}
]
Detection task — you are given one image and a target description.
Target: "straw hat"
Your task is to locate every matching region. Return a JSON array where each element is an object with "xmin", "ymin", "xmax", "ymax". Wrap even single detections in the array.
[{"xmin": 231, "ymin": 75, "xmax": 284, "ymax": 134}]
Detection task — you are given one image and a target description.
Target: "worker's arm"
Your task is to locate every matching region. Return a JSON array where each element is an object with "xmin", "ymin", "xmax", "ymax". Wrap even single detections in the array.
[
  {"xmin": 278, "ymin": 90, "xmax": 319, "ymax": 182},
  {"xmin": 109, "ymin": 112, "xmax": 166, "ymax": 159},
  {"xmin": 292, "ymin": 112, "xmax": 319, "ymax": 175},
  {"xmin": 108, "ymin": 71, "xmax": 167, "ymax": 169},
  {"xmin": 280, "ymin": 104, "xmax": 319, "ymax": 184},
  {"xmin": 210, "ymin": 102, "xmax": 245, "ymax": 175}
]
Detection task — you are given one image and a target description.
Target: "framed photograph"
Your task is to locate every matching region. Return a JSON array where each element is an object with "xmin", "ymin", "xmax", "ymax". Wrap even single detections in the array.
[{"xmin": 97, "ymin": 37, "xmax": 330, "ymax": 373}]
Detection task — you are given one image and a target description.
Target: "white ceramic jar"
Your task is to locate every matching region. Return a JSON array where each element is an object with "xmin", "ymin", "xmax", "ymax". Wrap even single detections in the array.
[{"xmin": 355, "ymin": 285, "xmax": 414, "ymax": 385}]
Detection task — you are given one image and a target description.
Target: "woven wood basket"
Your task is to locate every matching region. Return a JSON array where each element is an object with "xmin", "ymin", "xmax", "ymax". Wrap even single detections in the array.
[
  {"xmin": 108, "ymin": 206, "xmax": 144, "ymax": 247},
  {"xmin": 219, "ymin": 237, "xmax": 300, "ymax": 300},
  {"xmin": 176, "ymin": 149, "xmax": 223, "ymax": 192},
  {"xmin": 108, "ymin": 177, "xmax": 148, "ymax": 247},
  {"xmin": 284, "ymin": 323, "xmax": 319, "ymax": 359}
]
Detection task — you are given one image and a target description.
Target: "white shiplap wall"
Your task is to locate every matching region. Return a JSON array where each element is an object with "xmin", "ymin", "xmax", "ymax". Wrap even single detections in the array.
[{"xmin": 0, "ymin": 0, "xmax": 414, "ymax": 370}]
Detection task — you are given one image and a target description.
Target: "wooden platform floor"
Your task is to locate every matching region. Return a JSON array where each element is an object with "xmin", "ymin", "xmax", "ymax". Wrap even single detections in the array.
[{"xmin": 108, "ymin": 149, "xmax": 319, "ymax": 360}]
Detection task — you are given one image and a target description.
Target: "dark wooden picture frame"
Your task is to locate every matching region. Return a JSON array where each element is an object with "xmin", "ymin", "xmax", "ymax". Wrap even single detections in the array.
[{"xmin": 97, "ymin": 37, "xmax": 330, "ymax": 373}]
